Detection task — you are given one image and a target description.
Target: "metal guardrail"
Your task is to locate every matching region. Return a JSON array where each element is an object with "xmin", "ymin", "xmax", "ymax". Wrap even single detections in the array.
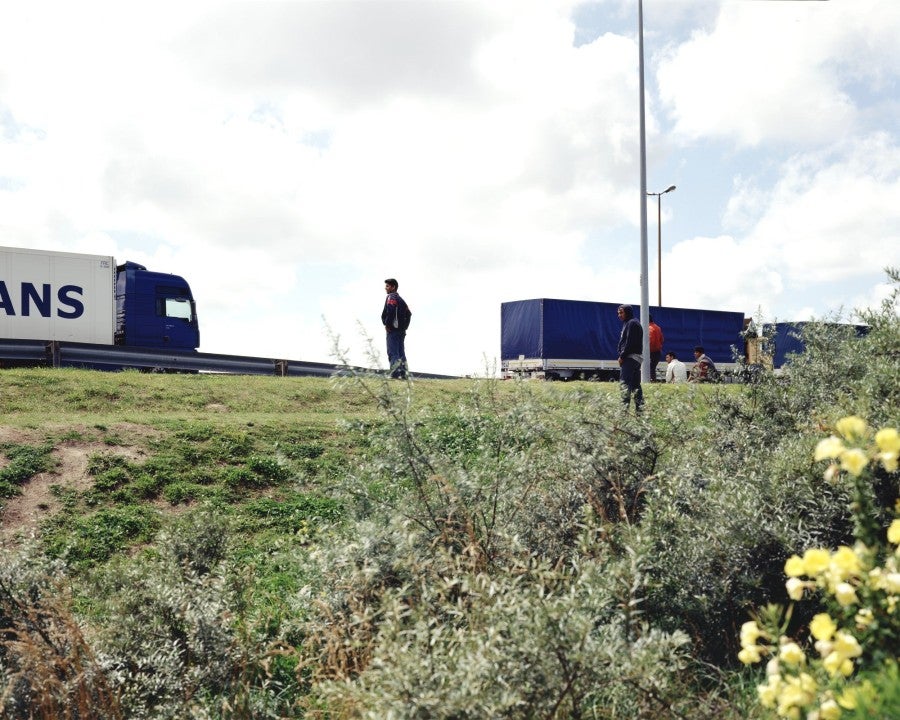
[
  {"xmin": 0, "ymin": 339, "xmax": 47, "ymax": 362},
  {"xmin": 0, "ymin": 339, "xmax": 458, "ymax": 379}
]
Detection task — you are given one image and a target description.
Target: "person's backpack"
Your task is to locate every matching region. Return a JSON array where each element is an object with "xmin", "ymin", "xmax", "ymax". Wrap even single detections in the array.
[{"xmin": 395, "ymin": 297, "xmax": 412, "ymax": 331}]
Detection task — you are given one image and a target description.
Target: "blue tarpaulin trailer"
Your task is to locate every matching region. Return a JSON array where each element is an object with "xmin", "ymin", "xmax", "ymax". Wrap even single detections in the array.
[
  {"xmin": 501, "ymin": 298, "xmax": 746, "ymax": 380},
  {"xmin": 753, "ymin": 322, "xmax": 870, "ymax": 370}
]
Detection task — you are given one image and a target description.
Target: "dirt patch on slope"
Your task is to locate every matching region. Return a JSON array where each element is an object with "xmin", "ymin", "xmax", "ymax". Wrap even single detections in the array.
[{"xmin": 0, "ymin": 424, "xmax": 154, "ymax": 546}]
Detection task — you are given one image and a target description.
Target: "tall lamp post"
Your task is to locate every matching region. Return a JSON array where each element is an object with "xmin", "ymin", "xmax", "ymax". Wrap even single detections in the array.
[
  {"xmin": 647, "ymin": 185, "xmax": 676, "ymax": 307},
  {"xmin": 637, "ymin": 0, "xmax": 650, "ymax": 381}
]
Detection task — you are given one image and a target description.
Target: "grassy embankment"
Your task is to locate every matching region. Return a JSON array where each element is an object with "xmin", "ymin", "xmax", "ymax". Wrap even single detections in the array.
[{"xmin": 0, "ymin": 369, "xmax": 713, "ymax": 561}]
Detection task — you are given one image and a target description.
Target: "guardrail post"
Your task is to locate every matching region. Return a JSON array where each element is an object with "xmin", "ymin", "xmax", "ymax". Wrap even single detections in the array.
[
  {"xmin": 46, "ymin": 341, "xmax": 61, "ymax": 368},
  {"xmin": 275, "ymin": 360, "xmax": 288, "ymax": 376}
]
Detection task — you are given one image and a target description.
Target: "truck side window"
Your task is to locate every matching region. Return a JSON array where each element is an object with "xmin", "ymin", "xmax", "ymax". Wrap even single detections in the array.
[{"xmin": 158, "ymin": 297, "xmax": 193, "ymax": 321}]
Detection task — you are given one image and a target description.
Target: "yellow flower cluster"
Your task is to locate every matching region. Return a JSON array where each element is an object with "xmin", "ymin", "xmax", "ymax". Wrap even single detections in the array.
[
  {"xmin": 814, "ymin": 417, "xmax": 900, "ymax": 478},
  {"xmin": 740, "ymin": 420, "xmax": 900, "ymax": 719},
  {"xmin": 740, "ymin": 611, "xmax": 865, "ymax": 718},
  {"xmin": 784, "ymin": 545, "xmax": 864, "ymax": 601}
]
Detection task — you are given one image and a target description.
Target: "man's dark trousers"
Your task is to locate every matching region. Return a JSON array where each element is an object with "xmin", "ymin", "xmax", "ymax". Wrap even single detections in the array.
[
  {"xmin": 620, "ymin": 358, "xmax": 643, "ymax": 411},
  {"xmin": 386, "ymin": 331, "xmax": 407, "ymax": 378}
]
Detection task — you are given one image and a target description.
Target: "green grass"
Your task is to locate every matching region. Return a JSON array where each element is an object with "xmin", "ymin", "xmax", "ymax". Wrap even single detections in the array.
[
  {"xmin": 0, "ymin": 368, "xmax": 733, "ymax": 563},
  {"xmin": 0, "ymin": 442, "xmax": 55, "ymax": 497}
]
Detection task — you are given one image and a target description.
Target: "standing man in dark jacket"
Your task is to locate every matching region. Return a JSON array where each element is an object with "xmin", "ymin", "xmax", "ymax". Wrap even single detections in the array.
[
  {"xmin": 617, "ymin": 304, "xmax": 644, "ymax": 412},
  {"xmin": 382, "ymin": 278, "xmax": 411, "ymax": 379}
]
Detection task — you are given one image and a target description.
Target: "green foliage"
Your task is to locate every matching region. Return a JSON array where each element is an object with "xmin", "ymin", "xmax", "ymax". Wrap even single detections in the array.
[
  {"xmin": 237, "ymin": 494, "xmax": 343, "ymax": 534},
  {"xmin": 247, "ymin": 454, "xmax": 292, "ymax": 483},
  {"xmin": 84, "ymin": 544, "xmax": 240, "ymax": 718},
  {"xmin": 161, "ymin": 480, "xmax": 210, "ymax": 504},
  {"xmin": 843, "ymin": 661, "xmax": 900, "ymax": 719},
  {"xmin": 281, "ymin": 440, "xmax": 324, "ymax": 460},
  {"xmin": 44, "ymin": 505, "xmax": 161, "ymax": 567},
  {"xmin": 0, "ymin": 443, "xmax": 54, "ymax": 497}
]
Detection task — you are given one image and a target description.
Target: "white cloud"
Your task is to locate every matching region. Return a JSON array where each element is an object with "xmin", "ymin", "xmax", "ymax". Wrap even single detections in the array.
[
  {"xmin": 0, "ymin": 1, "xmax": 897, "ymax": 377},
  {"xmin": 657, "ymin": 0, "xmax": 900, "ymax": 147},
  {"xmin": 747, "ymin": 133, "xmax": 900, "ymax": 285}
]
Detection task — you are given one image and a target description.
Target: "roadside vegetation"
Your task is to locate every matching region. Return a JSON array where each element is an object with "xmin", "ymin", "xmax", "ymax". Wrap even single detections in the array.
[{"xmin": 0, "ymin": 272, "xmax": 897, "ymax": 719}]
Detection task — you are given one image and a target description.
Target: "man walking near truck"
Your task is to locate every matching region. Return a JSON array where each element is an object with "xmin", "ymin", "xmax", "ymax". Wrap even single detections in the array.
[
  {"xmin": 616, "ymin": 304, "xmax": 643, "ymax": 412},
  {"xmin": 382, "ymin": 278, "xmax": 411, "ymax": 379}
]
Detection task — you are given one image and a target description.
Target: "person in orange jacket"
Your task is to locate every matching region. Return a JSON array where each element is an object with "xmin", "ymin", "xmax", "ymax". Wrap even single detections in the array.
[{"xmin": 648, "ymin": 314, "xmax": 664, "ymax": 382}]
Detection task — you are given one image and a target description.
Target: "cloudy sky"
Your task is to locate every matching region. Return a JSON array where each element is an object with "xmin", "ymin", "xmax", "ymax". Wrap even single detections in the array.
[{"xmin": 1, "ymin": 0, "xmax": 897, "ymax": 376}]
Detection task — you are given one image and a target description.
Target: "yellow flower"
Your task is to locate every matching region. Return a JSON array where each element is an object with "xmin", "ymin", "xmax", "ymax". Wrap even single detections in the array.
[
  {"xmin": 785, "ymin": 554, "xmax": 806, "ymax": 577},
  {"xmin": 778, "ymin": 685, "xmax": 805, "ymax": 712},
  {"xmin": 833, "ymin": 631, "xmax": 862, "ymax": 659},
  {"xmin": 815, "ymin": 639, "xmax": 834, "ymax": 658},
  {"xmin": 823, "ymin": 651, "xmax": 855, "ymax": 677},
  {"xmin": 888, "ymin": 519, "xmax": 900, "ymax": 545},
  {"xmin": 739, "ymin": 646, "xmax": 762, "ymax": 665},
  {"xmin": 740, "ymin": 620, "xmax": 764, "ymax": 648},
  {"xmin": 819, "ymin": 698, "xmax": 842, "ymax": 720},
  {"xmin": 875, "ymin": 427, "xmax": 900, "ymax": 454},
  {"xmin": 855, "ymin": 607, "xmax": 874, "ymax": 630},
  {"xmin": 777, "ymin": 705, "xmax": 801, "ymax": 720},
  {"xmin": 836, "ymin": 416, "xmax": 867, "ymax": 442},
  {"xmin": 880, "ymin": 452, "xmax": 899, "ymax": 473},
  {"xmin": 810, "ymin": 613, "xmax": 837, "ymax": 641},
  {"xmin": 837, "ymin": 688, "xmax": 858, "ymax": 710},
  {"xmin": 869, "ymin": 566, "xmax": 885, "ymax": 589},
  {"xmin": 840, "ymin": 448, "xmax": 869, "ymax": 477},
  {"xmin": 831, "ymin": 546, "xmax": 861, "ymax": 577},
  {"xmin": 803, "ymin": 548, "xmax": 831, "ymax": 576},
  {"xmin": 834, "ymin": 582, "xmax": 858, "ymax": 607},
  {"xmin": 779, "ymin": 641, "xmax": 806, "ymax": 666},
  {"xmin": 815, "ymin": 436, "xmax": 846, "ymax": 461},
  {"xmin": 786, "ymin": 577, "xmax": 807, "ymax": 600},
  {"xmin": 777, "ymin": 672, "xmax": 818, "ymax": 716},
  {"xmin": 884, "ymin": 572, "xmax": 900, "ymax": 593},
  {"xmin": 757, "ymin": 676, "xmax": 781, "ymax": 708}
]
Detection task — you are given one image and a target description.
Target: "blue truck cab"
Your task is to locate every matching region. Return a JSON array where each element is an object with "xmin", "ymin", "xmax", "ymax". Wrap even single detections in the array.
[{"xmin": 115, "ymin": 261, "xmax": 199, "ymax": 350}]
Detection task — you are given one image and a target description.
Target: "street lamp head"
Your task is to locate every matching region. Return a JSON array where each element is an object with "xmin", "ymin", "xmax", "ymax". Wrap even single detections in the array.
[{"xmin": 664, "ymin": 184, "xmax": 676, "ymax": 194}]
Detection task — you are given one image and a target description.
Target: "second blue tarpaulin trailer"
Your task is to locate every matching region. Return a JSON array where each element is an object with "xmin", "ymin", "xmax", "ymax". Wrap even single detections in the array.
[
  {"xmin": 753, "ymin": 322, "xmax": 869, "ymax": 370},
  {"xmin": 500, "ymin": 298, "xmax": 746, "ymax": 380}
]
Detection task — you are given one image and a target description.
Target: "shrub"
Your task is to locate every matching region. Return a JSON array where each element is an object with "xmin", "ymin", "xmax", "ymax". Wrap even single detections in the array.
[
  {"xmin": 0, "ymin": 547, "xmax": 122, "ymax": 719},
  {"xmin": 85, "ymin": 549, "xmax": 239, "ymax": 718},
  {"xmin": 304, "ymin": 516, "xmax": 703, "ymax": 719}
]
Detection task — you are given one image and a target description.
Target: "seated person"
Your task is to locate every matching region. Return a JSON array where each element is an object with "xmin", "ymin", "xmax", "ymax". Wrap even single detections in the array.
[
  {"xmin": 690, "ymin": 346, "xmax": 717, "ymax": 382},
  {"xmin": 665, "ymin": 351, "xmax": 687, "ymax": 383}
]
